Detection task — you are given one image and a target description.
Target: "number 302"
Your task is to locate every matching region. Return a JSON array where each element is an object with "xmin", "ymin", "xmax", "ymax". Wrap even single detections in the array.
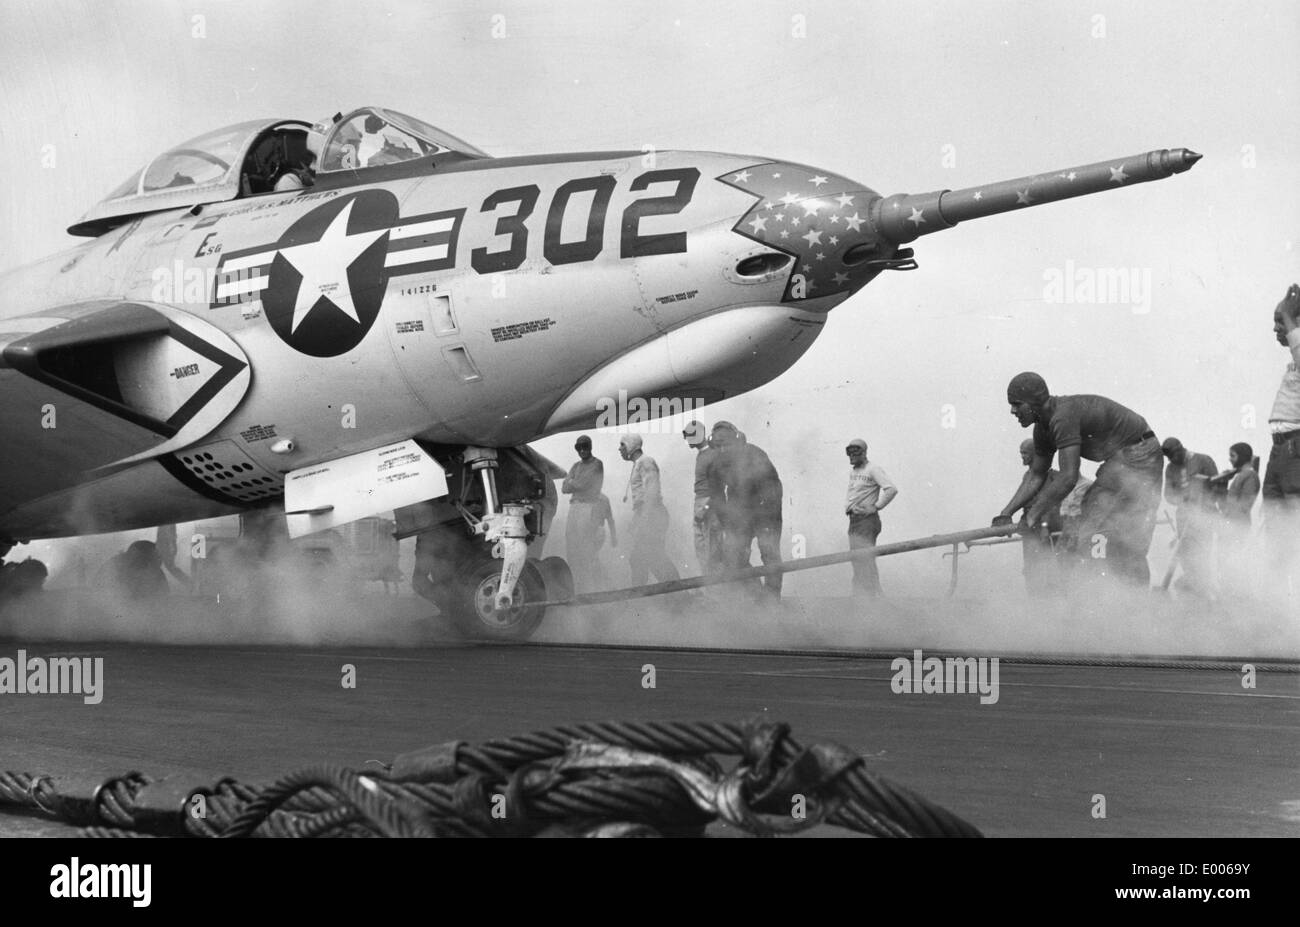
[{"xmin": 470, "ymin": 167, "xmax": 699, "ymax": 274}]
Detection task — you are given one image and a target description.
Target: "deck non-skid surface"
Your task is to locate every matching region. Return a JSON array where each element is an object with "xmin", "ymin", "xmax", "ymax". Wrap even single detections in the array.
[{"xmin": 2, "ymin": 637, "xmax": 1296, "ymax": 836}]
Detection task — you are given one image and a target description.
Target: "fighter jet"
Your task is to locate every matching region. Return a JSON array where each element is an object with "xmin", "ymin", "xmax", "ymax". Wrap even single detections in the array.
[{"xmin": 0, "ymin": 106, "xmax": 1199, "ymax": 638}]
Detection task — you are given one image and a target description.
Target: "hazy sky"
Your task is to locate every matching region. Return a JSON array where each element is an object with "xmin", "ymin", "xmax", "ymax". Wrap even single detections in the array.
[{"xmin": 1, "ymin": 0, "xmax": 1296, "ymax": 593}]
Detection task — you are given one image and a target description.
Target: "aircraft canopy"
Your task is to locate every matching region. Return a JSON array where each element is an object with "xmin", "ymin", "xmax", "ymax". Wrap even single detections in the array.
[
  {"xmin": 69, "ymin": 118, "xmax": 311, "ymax": 237},
  {"xmin": 69, "ymin": 108, "xmax": 488, "ymax": 237},
  {"xmin": 313, "ymin": 107, "xmax": 489, "ymax": 172}
]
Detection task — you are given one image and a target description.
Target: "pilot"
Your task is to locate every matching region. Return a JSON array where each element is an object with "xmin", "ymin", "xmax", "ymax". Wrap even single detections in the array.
[
  {"xmin": 561, "ymin": 436, "xmax": 606, "ymax": 591},
  {"xmin": 618, "ymin": 435, "xmax": 680, "ymax": 587},
  {"xmin": 273, "ymin": 151, "xmax": 316, "ymax": 192},
  {"xmin": 357, "ymin": 114, "xmax": 420, "ymax": 167}
]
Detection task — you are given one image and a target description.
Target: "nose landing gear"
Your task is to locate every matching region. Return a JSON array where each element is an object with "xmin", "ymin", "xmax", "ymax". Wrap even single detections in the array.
[
  {"xmin": 454, "ymin": 557, "xmax": 548, "ymax": 640},
  {"xmin": 408, "ymin": 445, "xmax": 571, "ymax": 641}
]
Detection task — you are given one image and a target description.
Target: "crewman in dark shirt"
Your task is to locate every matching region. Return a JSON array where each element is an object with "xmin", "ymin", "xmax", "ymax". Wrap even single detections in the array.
[
  {"xmin": 683, "ymin": 420, "xmax": 725, "ymax": 575},
  {"xmin": 712, "ymin": 422, "xmax": 784, "ymax": 600},
  {"xmin": 1210, "ymin": 442, "xmax": 1261, "ymax": 528},
  {"xmin": 1160, "ymin": 437, "xmax": 1219, "ymax": 595},
  {"xmin": 995, "ymin": 372, "xmax": 1163, "ymax": 586}
]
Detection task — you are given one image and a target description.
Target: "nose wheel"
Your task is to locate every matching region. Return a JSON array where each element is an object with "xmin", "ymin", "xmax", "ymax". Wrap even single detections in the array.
[{"xmin": 451, "ymin": 558, "xmax": 548, "ymax": 641}]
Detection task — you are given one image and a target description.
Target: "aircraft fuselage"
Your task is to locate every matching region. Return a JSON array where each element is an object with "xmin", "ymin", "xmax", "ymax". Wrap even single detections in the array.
[{"xmin": 0, "ymin": 150, "xmax": 877, "ymax": 539}]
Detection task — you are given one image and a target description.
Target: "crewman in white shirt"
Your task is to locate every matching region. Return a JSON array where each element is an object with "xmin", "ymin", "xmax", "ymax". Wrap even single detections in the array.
[
  {"xmin": 845, "ymin": 438, "xmax": 898, "ymax": 597},
  {"xmin": 1264, "ymin": 283, "xmax": 1300, "ymax": 591}
]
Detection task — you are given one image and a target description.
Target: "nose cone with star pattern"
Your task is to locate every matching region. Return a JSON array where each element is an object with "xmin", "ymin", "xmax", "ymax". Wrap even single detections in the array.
[
  {"xmin": 720, "ymin": 147, "xmax": 1199, "ymax": 306},
  {"xmin": 719, "ymin": 162, "xmax": 890, "ymax": 305}
]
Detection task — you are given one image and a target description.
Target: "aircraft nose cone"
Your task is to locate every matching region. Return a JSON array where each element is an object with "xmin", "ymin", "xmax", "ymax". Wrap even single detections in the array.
[{"xmin": 720, "ymin": 162, "xmax": 883, "ymax": 302}]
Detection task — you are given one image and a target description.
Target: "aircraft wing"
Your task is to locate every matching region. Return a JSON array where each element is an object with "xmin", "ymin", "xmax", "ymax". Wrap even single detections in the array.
[{"xmin": 0, "ymin": 301, "xmax": 250, "ymax": 518}]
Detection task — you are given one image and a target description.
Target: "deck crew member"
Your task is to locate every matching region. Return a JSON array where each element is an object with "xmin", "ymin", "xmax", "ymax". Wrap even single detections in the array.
[
  {"xmin": 994, "ymin": 372, "xmax": 1163, "ymax": 586},
  {"xmin": 618, "ymin": 435, "xmax": 680, "ymax": 586},
  {"xmin": 1160, "ymin": 438, "xmax": 1219, "ymax": 596},
  {"xmin": 1210, "ymin": 442, "xmax": 1261, "ymax": 529},
  {"xmin": 1265, "ymin": 284, "xmax": 1300, "ymax": 592},
  {"xmin": 712, "ymin": 422, "xmax": 784, "ymax": 600},
  {"xmin": 1209, "ymin": 442, "xmax": 1261, "ymax": 596},
  {"xmin": 845, "ymin": 438, "xmax": 898, "ymax": 597},
  {"xmin": 683, "ymin": 420, "xmax": 725, "ymax": 575},
  {"xmin": 561, "ymin": 436, "xmax": 606, "ymax": 591}
]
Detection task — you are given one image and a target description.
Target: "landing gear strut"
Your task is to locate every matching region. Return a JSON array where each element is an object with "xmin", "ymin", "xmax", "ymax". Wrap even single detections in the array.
[
  {"xmin": 461, "ymin": 447, "xmax": 531, "ymax": 614},
  {"xmin": 408, "ymin": 445, "xmax": 570, "ymax": 641}
]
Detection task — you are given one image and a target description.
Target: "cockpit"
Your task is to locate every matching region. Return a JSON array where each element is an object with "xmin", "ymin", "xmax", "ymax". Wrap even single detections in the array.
[
  {"xmin": 314, "ymin": 107, "xmax": 488, "ymax": 172},
  {"xmin": 69, "ymin": 108, "xmax": 489, "ymax": 237}
]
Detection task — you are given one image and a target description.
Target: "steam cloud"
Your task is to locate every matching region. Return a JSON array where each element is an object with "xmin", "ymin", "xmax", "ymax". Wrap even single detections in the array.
[{"xmin": 2, "ymin": 417, "xmax": 1296, "ymax": 662}]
